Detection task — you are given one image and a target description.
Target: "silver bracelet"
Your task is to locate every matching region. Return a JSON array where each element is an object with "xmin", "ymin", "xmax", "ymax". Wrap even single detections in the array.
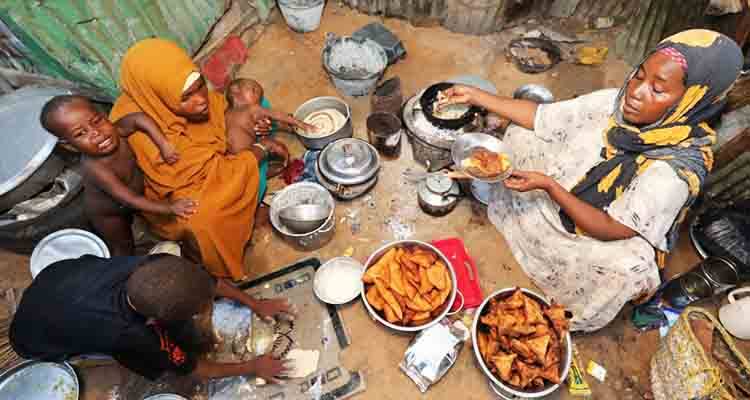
[{"xmin": 252, "ymin": 143, "xmax": 269, "ymax": 160}]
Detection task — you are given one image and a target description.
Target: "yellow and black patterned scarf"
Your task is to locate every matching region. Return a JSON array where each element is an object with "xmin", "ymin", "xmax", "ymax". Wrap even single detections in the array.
[{"xmin": 559, "ymin": 30, "xmax": 743, "ymax": 251}]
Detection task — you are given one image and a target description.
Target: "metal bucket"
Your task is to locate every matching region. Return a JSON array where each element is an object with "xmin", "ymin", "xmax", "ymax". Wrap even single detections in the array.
[
  {"xmin": 293, "ymin": 97, "xmax": 353, "ymax": 150},
  {"xmin": 278, "ymin": 0, "xmax": 325, "ymax": 33},
  {"xmin": 662, "ymin": 272, "xmax": 714, "ymax": 308},
  {"xmin": 270, "ymin": 182, "xmax": 336, "ymax": 251},
  {"xmin": 699, "ymin": 256, "xmax": 739, "ymax": 294},
  {"xmin": 322, "ymin": 34, "xmax": 388, "ymax": 97}
]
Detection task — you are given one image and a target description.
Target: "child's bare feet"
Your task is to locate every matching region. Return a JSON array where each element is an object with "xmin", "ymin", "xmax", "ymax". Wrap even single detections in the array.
[{"xmin": 170, "ymin": 198, "xmax": 198, "ymax": 218}]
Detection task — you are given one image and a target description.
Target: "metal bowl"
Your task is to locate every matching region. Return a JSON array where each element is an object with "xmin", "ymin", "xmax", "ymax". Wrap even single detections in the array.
[
  {"xmin": 270, "ymin": 183, "xmax": 336, "ymax": 251},
  {"xmin": 314, "ymin": 257, "xmax": 365, "ymax": 304},
  {"xmin": 472, "ymin": 288, "xmax": 572, "ymax": 399},
  {"xmin": 279, "ymin": 204, "xmax": 331, "ymax": 234},
  {"xmin": 513, "ymin": 84, "xmax": 555, "ymax": 104},
  {"xmin": 30, "ymin": 229, "xmax": 110, "ymax": 279},
  {"xmin": 144, "ymin": 395, "xmax": 188, "ymax": 400},
  {"xmin": 0, "ymin": 360, "xmax": 79, "ymax": 400},
  {"xmin": 293, "ymin": 97, "xmax": 353, "ymax": 150},
  {"xmin": 361, "ymin": 240, "xmax": 457, "ymax": 333},
  {"xmin": 451, "ymin": 133, "xmax": 513, "ymax": 182}
]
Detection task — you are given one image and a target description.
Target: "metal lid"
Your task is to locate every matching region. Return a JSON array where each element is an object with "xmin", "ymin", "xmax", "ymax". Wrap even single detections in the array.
[
  {"xmin": 426, "ymin": 174, "xmax": 454, "ymax": 195},
  {"xmin": 144, "ymin": 395, "xmax": 189, "ymax": 400},
  {"xmin": 418, "ymin": 176, "xmax": 459, "ymax": 208},
  {"xmin": 30, "ymin": 229, "xmax": 110, "ymax": 279},
  {"xmin": 0, "ymin": 361, "xmax": 78, "ymax": 400},
  {"xmin": 0, "ymin": 87, "xmax": 69, "ymax": 197},
  {"xmin": 318, "ymin": 138, "xmax": 380, "ymax": 185}
]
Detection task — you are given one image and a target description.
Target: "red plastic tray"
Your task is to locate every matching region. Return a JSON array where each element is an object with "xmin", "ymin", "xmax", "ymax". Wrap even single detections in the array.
[{"xmin": 432, "ymin": 237, "xmax": 483, "ymax": 312}]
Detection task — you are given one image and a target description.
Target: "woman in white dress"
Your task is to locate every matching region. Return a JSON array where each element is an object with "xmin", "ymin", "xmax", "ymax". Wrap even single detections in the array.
[{"xmin": 441, "ymin": 30, "xmax": 743, "ymax": 331}]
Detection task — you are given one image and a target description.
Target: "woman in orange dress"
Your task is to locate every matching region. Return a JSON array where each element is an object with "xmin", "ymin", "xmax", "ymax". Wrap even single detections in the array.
[{"xmin": 110, "ymin": 38, "xmax": 267, "ymax": 280}]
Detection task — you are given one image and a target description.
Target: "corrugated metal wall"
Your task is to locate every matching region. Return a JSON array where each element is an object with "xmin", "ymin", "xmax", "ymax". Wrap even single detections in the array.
[
  {"xmin": 345, "ymin": 0, "xmax": 446, "ymax": 21},
  {"xmin": 704, "ymin": 152, "xmax": 750, "ymax": 208},
  {"xmin": 569, "ymin": 0, "xmax": 640, "ymax": 21},
  {"xmin": 614, "ymin": 0, "xmax": 712, "ymax": 64},
  {"xmin": 342, "ymin": 0, "xmax": 545, "ymax": 35},
  {"xmin": 0, "ymin": 19, "xmax": 33, "ymax": 73},
  {"xmin": 0, "ymin": 0, "xmax": 225, "ymax": 100}
]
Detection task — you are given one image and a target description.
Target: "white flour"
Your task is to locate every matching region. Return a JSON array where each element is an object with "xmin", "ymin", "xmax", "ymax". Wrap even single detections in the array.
[
  {"xmin": 286, "ymin": 349, "xmax": 320, "ymax": 378},
  {"xmin": 316, "ymin": 263, "xmax": 361, "ymax": 303},
  {"xmin": 328, "ymin": 40, "xmax": 386, "ymax": 77}
]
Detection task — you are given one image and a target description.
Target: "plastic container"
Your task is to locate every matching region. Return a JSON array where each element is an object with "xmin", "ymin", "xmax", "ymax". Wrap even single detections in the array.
[
  {"xmin": 351, "ymin": 22, "xmax": 406, "ymax": 65},
  {"xmin": 432, "ymin": 238, "xmax": 482, "ymax": 312},
  {"xmin": 278, "ymin": 0, "xmax": 325, "ymax": 33}
]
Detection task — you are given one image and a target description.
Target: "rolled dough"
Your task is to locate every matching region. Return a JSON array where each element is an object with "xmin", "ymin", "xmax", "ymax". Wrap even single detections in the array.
[{"xmin": 285, "ymin": 349, "xmax": 320, "ymax": 378}]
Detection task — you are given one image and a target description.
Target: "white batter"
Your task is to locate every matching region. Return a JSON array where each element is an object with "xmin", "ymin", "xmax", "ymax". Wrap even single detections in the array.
[{"xmin": 299, "ymin": 109, "xmax": 347, "ymax": 138}]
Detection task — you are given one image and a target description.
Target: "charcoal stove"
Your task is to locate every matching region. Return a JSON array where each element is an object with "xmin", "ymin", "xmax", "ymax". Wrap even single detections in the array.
[{"xmin": 403, "ymin": 76, "xmax": 497, "ymax": 172}]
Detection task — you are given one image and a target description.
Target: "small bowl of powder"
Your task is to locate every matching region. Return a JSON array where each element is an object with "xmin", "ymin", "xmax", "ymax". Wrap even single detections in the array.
[{"xmin": 314, "ymin": 257, "xmax": 365, "ymax": 304}]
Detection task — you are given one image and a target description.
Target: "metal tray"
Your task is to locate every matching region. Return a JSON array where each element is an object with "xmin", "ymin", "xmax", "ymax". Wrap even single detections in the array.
[{"xmin": 0, "ymin": 360, "xmax": 79, "ymax": 400}]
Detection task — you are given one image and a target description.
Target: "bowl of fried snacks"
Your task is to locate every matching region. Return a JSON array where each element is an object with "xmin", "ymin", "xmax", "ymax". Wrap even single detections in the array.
[
  {"xmin": 452, "ymin": 133, "xmax": 512, "ymax": 182},
  {"xmin": 361, "ymin": 240, "xmax": 457, "ymax": 332},
  {"xmin": 472, "ymin": 288, "xmax": 572, "ymax": 398}
]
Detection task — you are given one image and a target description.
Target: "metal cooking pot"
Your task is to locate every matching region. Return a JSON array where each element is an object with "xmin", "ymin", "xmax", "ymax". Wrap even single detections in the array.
[
  {"xmin": 270, "ymin": 183, "xmax": 336, "ymax": 251},
  {"xmin": 315, "ymin": 160, "xmax": 378, "ymax": 200},
  {"xmin": 361, "ymin": 240, "xmax": 457, "ymax": 333},
  {"xmin": 293, "ymin": 97, "xmax": 353, "ymax": 150},
  {"xmin": 419, "ymin": 82, "xmax": 482, "ymax": 130},
  {"xmin": 472, "ymin": 288, "xmax": 572, "ymax": 399}
]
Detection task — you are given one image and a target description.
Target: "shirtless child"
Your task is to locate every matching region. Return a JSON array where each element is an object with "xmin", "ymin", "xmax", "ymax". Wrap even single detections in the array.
[
  {"xmin": 225, "ymin": 79, "xmax": 315, "ymax": 175},
  {"xmin": 40, "ymin": 95, "xmax": 197, "ymax": 256}
]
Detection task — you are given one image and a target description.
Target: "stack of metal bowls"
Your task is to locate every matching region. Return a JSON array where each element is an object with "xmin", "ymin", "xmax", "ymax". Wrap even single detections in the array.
[
  {"xmin": 315, "ymin": 138, "xmax": 381, "ymax": 200},
  {"xmin": 471, "ymin": 288, "xmax": 572, "ymax": 399},
  {"xmin": 270, "ymin": 182, "xmax": 335, "ymax": 251}
]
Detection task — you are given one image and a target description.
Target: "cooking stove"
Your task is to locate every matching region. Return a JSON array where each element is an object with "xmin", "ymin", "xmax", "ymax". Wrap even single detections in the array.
[{"xmin": 403, "ymin": 76, "xmax": 497, "ymax": 172}]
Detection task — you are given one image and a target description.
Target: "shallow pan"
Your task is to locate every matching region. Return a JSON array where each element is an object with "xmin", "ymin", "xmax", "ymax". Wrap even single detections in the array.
[{"xmin": 419, "ymin": 82, "xmax": 482, "ymax": 130}]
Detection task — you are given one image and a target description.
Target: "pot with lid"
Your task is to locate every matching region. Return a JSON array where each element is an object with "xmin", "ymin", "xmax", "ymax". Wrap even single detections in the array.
[
  {"xmin": 418, "ymin": 174, "xmax": 461, "ymax": 216},
  {"xmin": 317, "ymin": 138, "xmax": 380, "ymax": 200}
]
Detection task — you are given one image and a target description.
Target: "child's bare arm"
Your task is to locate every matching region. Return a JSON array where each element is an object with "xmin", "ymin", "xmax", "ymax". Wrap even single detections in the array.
[
  {"xmin": 256, "ymin": 107, "xmax": 316, "ymax": 132},
  {"xmin": 84, "ymin": 162, "xmax": 197, "ymax": 217},
  {"xmin": 114, "ymin": 112, "xmax": 179, "ymax": 164}
]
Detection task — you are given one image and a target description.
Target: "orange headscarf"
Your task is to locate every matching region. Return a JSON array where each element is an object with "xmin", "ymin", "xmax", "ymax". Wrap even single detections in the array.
[{"xmin": 110, "ymin": 38, "xmax": 259, "ymax": 280}]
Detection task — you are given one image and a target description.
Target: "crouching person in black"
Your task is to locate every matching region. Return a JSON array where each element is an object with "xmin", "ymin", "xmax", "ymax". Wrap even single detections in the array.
[{"xmin": 10, "ymin": 254, "xmax": 290, "ymax": 382}]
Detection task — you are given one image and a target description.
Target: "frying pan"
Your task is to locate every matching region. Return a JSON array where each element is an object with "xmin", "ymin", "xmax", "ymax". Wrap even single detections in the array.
[{"xmin": 419, "ymin": 82, "xmax": 483, "ymax": 130}]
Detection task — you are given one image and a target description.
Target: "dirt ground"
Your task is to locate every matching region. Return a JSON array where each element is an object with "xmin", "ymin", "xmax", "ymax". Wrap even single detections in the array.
[{"xmin": 1, "ymin": 4, "xmax": 747, "ymax": 400}]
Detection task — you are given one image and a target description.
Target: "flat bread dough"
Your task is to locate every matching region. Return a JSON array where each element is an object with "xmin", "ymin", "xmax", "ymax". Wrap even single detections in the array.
[{"xmin": 285, "ymin": 349, "xmax": 320, "ymax": 378}]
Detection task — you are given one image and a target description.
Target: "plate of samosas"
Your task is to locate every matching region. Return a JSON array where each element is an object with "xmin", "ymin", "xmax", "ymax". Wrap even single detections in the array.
[
  {"xmin": 361, "ymin": 240, "xmax": 457, "ymax": 332},
  {"xmin": 472, "ymin": 288, "xmax": 572, "ymax": 397}
]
